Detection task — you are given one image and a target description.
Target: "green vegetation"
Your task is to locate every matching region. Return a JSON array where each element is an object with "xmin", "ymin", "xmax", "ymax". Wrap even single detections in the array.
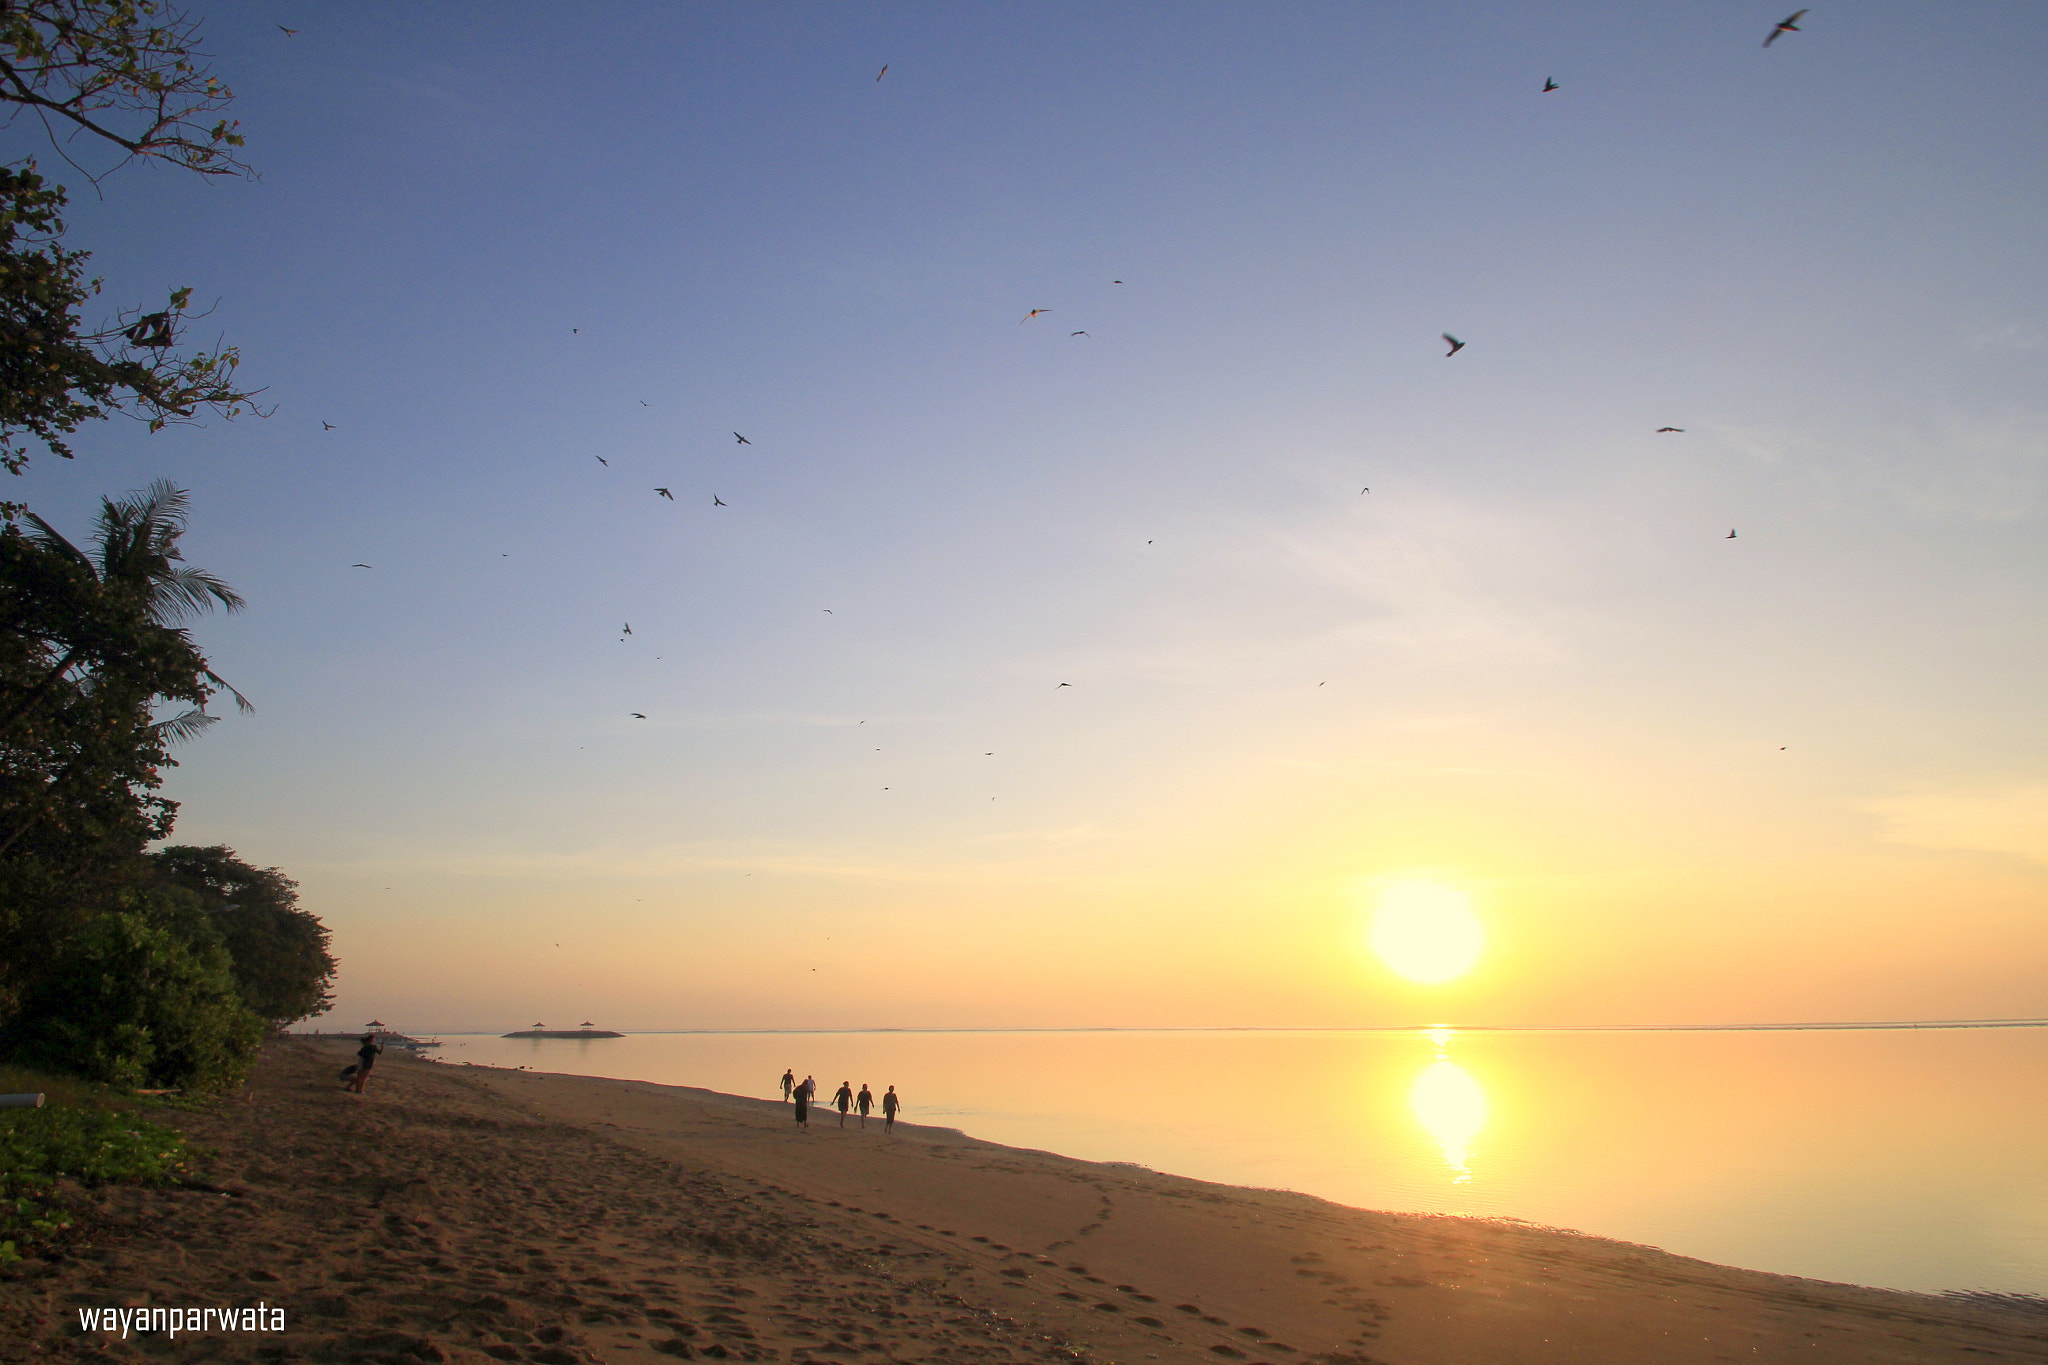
[
  {"xmin": 0, "ymin": 1063, "xmax": 196, "ymax": 1263},
  {"xmin": 153, "ymin": 845, "xmax": 337, "ymax": 1026},
  {"xmin": 0, "ymin": 482, "xmax": 324, "ymax": 1089},
  {"xmin": 0, "ymin": 6, "xmax": 333, "ymax": 1094}
]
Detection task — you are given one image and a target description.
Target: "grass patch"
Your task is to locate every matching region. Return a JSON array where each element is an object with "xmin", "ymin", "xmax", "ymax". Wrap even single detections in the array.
[{"xmin": 0, "ymin": 1066, "xmax": 196, "ymax": 1264}]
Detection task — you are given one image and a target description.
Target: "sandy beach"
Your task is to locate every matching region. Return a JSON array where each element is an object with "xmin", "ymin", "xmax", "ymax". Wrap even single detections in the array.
[{"xmin": 3, "ymin": 1038, "xmax": 2042, "ymax": 1364}]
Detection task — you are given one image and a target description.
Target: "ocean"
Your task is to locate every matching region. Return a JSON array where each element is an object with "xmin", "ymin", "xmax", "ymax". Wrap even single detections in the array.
[{"xmin": 416, "ymin": 1024, "xmax": 2048, "ymax": 1296}]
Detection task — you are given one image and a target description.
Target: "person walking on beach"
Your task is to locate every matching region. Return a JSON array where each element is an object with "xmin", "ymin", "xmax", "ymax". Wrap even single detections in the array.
[
  {"xmin": 781, "ymin": 1069, "xmax": 795, "ymax": 1103},
  {"xmin": 882, "ymin": 1084, "xmax": 899, "ymax": 1132},
  {"xmin": 793, "ymin": 1077, "xmax": 810, "ymax": 1127},
  {"xmin": 856, "ymin": 1083, "xmax": 873, "ymax": 1128},
  {"xmin": 833, "ymin": 1080, "xmax": 854, "ymax": 1128},
  {"xmin": 347, "ymin": 1034, "xmax": 382, "ymax": 1094}
]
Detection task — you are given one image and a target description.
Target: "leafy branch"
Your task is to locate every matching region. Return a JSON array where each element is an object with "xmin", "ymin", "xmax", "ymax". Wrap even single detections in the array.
[{"xmin": 0, "ymin": 0, "xmax": 247, "ymax": 182}]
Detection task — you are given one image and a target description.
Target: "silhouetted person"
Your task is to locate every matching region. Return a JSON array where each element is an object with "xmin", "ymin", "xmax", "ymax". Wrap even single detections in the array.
[
  {"xmin": 856, "ymin": 1083, "xmax": 874, "ymax": 1128},
  {"xmin": 833, "ymin": 1081, "xmax": 854, "ymax": 1127},
  {"xmin": 802, "ymin": 1074, "xmax": 816, "ymax": 1104},
  {"xmin": 347, "ymin": 1034, "xmax": 382, "ymax": 1094},
  {"xmin": 882, "ymin": 1085, "xmax": 900, "ymax": 1131},
  {"xmin": 794, "ymin": 1080, "xmax": 810, "ymax": 1127},
  {"xmin": 781, "ymin": 1069, "xmax": 795, "ymax": 1103}
]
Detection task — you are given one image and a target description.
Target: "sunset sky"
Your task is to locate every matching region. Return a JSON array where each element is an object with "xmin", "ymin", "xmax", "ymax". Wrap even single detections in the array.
[{"xmin": 14, "ymin": 1, "xmax": 2047, "ymax": 1031}]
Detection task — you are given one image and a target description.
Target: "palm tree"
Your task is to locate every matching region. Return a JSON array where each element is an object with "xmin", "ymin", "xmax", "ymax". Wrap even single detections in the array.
[
  {"xmin": 0, "ymin": 481, "xmax": 248, "ymax": 857},
  {"xmin": 1, "ymin": 479, "xmax": 248, "ymax": 737}
]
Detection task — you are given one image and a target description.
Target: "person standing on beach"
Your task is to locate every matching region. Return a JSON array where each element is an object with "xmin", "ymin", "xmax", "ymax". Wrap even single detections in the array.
[
  {"xmin": 793, "ymin": 1078, "xmax": 810, "ymax": 1127},
  {"xmin": 348, "ymin": 1034, "xmax": 382, "ymax": 1094},
  {"xmin": 833, "ymin": 1080, "xmax": 854, "ymax": 1128},
  {"xmin": 802, "ymin": 1075, "xmax": 816, "ymax": 1104},
  {"xmin": 882, "ymin": 1085, "xmax": 899, "ymax": 1131},
  {"xmin": 781, "ymin": 1069, "xmax": 795, "ymax": 1103},
  {"xmin": 856, "ymin": 1083, "xmax": 873, "ymax": 1127}
]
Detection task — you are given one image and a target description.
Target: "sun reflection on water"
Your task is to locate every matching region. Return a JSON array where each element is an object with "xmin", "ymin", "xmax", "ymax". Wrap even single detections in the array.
[{"xmin": 1410, "ymin": 1033, "xmax": 1487, "ymax": 1184}]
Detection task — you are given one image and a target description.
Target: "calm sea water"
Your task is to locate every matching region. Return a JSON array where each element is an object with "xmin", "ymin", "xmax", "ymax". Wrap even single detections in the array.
[{"xmin": 415, "ymin": 1026, "xmax": 2048, "ymax": 1296}]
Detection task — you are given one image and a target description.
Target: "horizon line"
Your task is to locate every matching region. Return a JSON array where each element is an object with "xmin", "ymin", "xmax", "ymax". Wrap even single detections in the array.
[{"xmin": 305, "ymin": 1017, "xmax": 2048, "ymax": 1037}]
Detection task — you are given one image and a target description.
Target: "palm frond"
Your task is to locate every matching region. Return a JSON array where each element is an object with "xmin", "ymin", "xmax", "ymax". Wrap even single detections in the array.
[
  {"xmin": 152, "ymin": 708, "xmax": 220, "ymax": 745},
  {"xmin": 153, "ymin": 563, "xmax": 246, "ymax": 620},
  {"xmin": 202, "ymin": 668, "xmax": 253, "ymax": 714},
  {"xmin": 21, "ymin": 512, "xmax": 93, "ymax": 573}
]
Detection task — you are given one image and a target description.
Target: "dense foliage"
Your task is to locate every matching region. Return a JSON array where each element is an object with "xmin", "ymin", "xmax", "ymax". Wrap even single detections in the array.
[
  {"xmin": 153, "ymin": 844, "xmax": 337, "ymax": 1026},
  {"xmin": 0, "ymin": 5, "xmax": 328, "ymax": 1093},
  {"xmin": 0, "ymin": 485, "xmax": 327, "ymax": 1087},
  {"xmin": 8, "ymin": 909, "xmax": 261, "ymax": 1087}
]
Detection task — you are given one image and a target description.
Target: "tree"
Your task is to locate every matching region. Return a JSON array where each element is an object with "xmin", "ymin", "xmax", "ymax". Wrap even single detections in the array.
[
  {"xmin": 152, "ymin": 844, "xmax": 336, "ymax": 1027},
  {"xmin": 0, "ymin": 0, "xmax": 259, "ymax": 508},
  {"xmin": 6, "ymin": 906, "xmax": 263, "ymax": 1088},
  {"xmin": 0, "ymin": 478, "xmax": 244, "ymax": 1016}
]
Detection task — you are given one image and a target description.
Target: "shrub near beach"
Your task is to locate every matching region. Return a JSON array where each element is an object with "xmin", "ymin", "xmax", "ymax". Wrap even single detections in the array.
[{"xmin": 0, "ymin": 1099, "xmax": 193, "ymax": 1263}]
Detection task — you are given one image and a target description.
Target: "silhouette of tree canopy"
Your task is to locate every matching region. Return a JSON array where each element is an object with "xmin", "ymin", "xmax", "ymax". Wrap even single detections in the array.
[
  {"xmin": 0, "ymin": 480, "xmax": 247, "ymax": 1018},
  {"xmin": 0, "ymin": 1, "xmax": 257, "ymax": 504},
  {"xmin": 152, "ymin": 844, "xmax": 337, "ymax": 1027}
]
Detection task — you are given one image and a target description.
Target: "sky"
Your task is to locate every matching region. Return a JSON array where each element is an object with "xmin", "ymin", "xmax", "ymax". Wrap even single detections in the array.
[{"xmin": 11, "ymin": 1, "xmax": 2048, "ymax": 1032}]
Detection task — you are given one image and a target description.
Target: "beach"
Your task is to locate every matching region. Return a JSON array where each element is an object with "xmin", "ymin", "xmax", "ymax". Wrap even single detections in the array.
[{"xmin": 4, "ymin": 1039, "xmax": 2042, "ymax": 1364}]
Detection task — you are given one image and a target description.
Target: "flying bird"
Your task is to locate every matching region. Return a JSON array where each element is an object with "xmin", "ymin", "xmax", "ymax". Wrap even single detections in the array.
[
  {"xmin": 733, "ymin": 432, "xmax": 751, "ymax": 444},
  {"xmin": 1542, "ymin": 77, "xmax": 1559, "ymax": 92},
  {"xmin": 640, "ymin": 401, "xmax": 649, "ymax": 407},
  {"xmin": 1055, "ymin": 682, "xmax": 1071, "ymax": 688},
  {"xmin": 823, "ymin": 608, "xmax": 833, "ymax": 613},
  {"xmin": 1727, "ymin": 529, "xmax": 1738, "ymax": 539},
  {"xmin": 1442, "ymin": 333, "xmax": 1465, "ymax": 357},
  {"xmin": 1021, "ymin": 309, "xmax": 1049, "ymax": 323},
  {"xmin": 1656, "ymin": 427, "xmax": 1685, "ymax": 433},
  {"xmin": 350, "ymin": 563, "xmax": 372, "ymax": 569},
  {"xmin": 278, "ymin": 25, "xmax": 298, "ymax": 36},
  {"xmin": 1071, "ymin": 331, "xmax": 1089, "ymax": 337},
  {"xmin": 322, "ymin": 422, "xmax": 335, "ymax": 430},
  {"xmin": 655, "ymin": 487, "xmax": 674, "ymax": 500},
  {"xmin": 876, "ymin": 64, "xmax": 888, "ymax": 81},
  {"xmin": 623, "ymin": 623, "xmax": 632, "ymax": 635},
  {"xmin": 630, "ymin": 713, "xmax": 646, "ymax": 719},
  {"xmin": 1763, "ymin": 9, "xmax": 1808, "ymax": 46},
  {"xmin": 713, "ymin": 495, "xmax": 727, "ymax": 507},
  {"xmin": 1361, "ymin": 486, "xmax": 1370, "ymax": 494}
]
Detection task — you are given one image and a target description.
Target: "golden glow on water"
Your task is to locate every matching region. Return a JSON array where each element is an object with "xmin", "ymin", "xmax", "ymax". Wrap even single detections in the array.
[
  {"xmin": 1368, "ymin": 882, "xmax": 1484, "ymax": 983},
  {"xmin": 1409, "ymin": 1033, "xmax": 1488, "ymax": 1184},
  {"xmin": 430, "ymin": 1027, "xmax": 2048, "ymax": 1295}
]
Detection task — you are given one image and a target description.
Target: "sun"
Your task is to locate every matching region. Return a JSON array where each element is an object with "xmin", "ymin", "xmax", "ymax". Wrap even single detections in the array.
[{"xmin": 1368, "ymin": 882, "xmax": 1484, "ymax": 983}]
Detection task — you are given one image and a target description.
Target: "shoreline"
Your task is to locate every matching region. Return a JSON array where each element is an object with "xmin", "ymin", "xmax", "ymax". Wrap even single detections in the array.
[{"xmin": 8, "ymin": 1038, "xmax": 2042, "ymax": 1364}]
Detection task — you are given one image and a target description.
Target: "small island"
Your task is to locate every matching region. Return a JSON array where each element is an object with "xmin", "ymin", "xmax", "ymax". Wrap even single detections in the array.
[{"xmin": 500, "ymin": 1021, "xmax": 623, "ymax": 1039}]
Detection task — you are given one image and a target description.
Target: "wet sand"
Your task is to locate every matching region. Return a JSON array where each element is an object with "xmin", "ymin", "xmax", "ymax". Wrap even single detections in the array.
[{"xmin": 3, "ymin": 1038, "xmax": 2042, "ymax": 1363}]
